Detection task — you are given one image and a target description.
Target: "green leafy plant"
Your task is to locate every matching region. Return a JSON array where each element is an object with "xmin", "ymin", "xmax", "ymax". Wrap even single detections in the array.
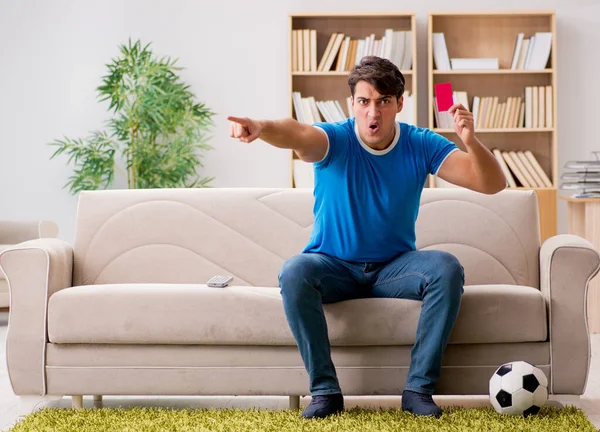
[{"xmin": 50, "ymin": 39, "xmax": 215, "ymax": 194}]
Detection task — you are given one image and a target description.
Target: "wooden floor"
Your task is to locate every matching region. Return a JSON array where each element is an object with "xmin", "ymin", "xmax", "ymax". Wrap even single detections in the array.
[{"xmin": 1, "ymin": 312, "xmax": 599, "ymax": 430}]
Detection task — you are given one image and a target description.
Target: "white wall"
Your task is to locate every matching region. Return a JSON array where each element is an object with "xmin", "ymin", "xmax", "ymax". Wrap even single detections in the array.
[{"xmin": 1, "ymin": 0, "xmax": 599, "ymax": 242}]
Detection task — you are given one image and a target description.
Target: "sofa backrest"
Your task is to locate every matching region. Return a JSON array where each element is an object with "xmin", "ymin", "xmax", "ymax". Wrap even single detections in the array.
[{"xmin": 72, "ymin": 187, "xmax": 540, "ymax": 289}]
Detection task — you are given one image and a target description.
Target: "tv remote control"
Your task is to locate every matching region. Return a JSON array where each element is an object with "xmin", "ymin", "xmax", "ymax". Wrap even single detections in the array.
[{"xmin": 207, "ymin": 275, "xmax": 233, "ymax": 287}]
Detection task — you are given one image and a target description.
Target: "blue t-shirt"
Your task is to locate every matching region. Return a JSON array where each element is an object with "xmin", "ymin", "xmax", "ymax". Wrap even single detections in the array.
[{"xmin": 302, "ymin": 118, "xmax": 458, "ymax": 263}]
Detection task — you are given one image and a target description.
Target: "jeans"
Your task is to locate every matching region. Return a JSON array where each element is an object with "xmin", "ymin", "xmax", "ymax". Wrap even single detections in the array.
[{"xmin": 278, "ymin": 250, "xmax": 464, "ymax": 396}]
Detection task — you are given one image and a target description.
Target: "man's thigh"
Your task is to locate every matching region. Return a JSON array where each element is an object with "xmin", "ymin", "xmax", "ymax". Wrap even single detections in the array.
[
  {"xmin": 279, "ymin": 252, "xmax": 364, "ymax": 303},
  {"xmin": 370, "ymin": 250, "xmax": 463, "ymax": 300}
]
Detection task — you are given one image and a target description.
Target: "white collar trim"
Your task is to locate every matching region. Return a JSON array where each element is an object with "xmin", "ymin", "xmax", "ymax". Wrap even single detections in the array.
[{"xmin": 354, "ymin": 121, "xmax": 400, "ymax": 155}]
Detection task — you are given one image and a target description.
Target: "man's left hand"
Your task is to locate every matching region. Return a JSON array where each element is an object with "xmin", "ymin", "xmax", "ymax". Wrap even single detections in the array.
[{"xmin": 449, "ymin": 104, "xmax": 475, "ymax": 145}]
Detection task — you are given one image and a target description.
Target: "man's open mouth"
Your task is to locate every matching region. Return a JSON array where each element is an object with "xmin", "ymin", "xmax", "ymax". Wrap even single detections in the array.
[{"xmin": 368, "ymin": 122, "xmax": 379, "ymax": 133}]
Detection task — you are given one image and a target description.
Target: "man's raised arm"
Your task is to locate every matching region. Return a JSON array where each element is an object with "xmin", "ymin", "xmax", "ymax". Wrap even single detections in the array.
[{"xmin": 228, "ymin": 116, "xmax": 328, "ymax": 163}]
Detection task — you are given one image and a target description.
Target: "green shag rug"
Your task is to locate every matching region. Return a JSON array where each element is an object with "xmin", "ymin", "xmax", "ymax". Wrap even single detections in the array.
[{"xmin": 7, "ymin": 405, "xmax": 598, "ymax": 432}]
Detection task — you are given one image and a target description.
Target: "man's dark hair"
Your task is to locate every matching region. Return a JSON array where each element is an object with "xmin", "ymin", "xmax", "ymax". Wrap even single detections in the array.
[{"xmin": 348, "ymin": 56, "xmax": 405, "ymax": 100}]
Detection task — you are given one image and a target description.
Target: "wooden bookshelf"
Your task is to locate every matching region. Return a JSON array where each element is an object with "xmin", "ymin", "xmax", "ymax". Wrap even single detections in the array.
[
  {"xmin": 289, "ymin": 12, "xmax": 417, "ymax": 187},
  {"xmin": 428, "ymin": 11, "xmax": 557, "ymax": 242}
]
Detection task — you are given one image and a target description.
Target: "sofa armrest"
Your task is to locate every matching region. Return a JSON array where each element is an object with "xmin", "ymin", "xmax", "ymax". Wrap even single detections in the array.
[
  {"xmin": 0, "ymin": 238, "xmax": 73, "ymax": 395},
  {"xmin": 540, "ymin": 234, "xmax": 600, "ymax": 394},
  {"xmin": 0, "ymin": 220, "xmax": 59, "ymax": 244}
]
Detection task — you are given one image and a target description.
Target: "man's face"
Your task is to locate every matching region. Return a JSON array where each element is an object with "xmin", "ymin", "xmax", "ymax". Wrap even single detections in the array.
[{"xmin": 352, "ymin": 80, "xmax": 403, "ymax": 150}]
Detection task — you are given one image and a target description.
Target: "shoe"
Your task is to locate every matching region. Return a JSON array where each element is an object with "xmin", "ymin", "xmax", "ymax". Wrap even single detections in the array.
[
  {"xmin": 401, "ymin": 389, "xmax": 443, "ymax": 418},
  {"xmin": 301, "ymin": 393, "xmax": 344, "ymax": 419}
]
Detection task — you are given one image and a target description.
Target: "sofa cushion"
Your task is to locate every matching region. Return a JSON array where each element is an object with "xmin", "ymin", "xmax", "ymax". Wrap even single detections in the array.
[
  {"xmin": 71, "ymin": 188, "xmax": 541, "ymax": 289},
  {"xmin": 47, "ymin": 284, "xmax": 547, "ymax": 346}
]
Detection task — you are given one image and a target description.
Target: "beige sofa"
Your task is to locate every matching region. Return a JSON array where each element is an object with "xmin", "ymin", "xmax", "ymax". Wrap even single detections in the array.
[
  {"xmin": 0, "ymin": 221, "xmax": 59, "ymax": 309},
  {"xmin": 1, "ymin": 187, "xmax": 599, "ymax": 410}
]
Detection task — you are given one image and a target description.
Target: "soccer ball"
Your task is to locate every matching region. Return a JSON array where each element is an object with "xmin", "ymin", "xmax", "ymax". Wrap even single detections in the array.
[{"xmin": 489, "ymin": 361, "xmax": 548, "ymax": 416}]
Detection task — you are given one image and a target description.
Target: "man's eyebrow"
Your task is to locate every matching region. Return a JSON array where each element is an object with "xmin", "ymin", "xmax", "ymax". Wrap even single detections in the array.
[{"xmin": 356, "ymin": 96, "xmax": 393, "ymax": 100}]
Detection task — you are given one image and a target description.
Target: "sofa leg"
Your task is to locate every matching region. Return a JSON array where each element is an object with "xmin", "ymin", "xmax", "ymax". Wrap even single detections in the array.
[
  {"xmin": 72, "ymin": 395, "xmax": 83, "ymax": 410},
  {"xmin": 93, "ymin": 395, "xmax": 103, "ymax": 409},
  {"xmin": 289, "ymin": 395, "xmax": 300, "ymax": 410}
]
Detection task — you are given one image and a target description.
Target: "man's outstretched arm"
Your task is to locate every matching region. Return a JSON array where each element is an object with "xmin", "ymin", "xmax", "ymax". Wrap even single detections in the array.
[{"xmin": 228, "ymin": 116, "xmax": 328, "ymax": 163}]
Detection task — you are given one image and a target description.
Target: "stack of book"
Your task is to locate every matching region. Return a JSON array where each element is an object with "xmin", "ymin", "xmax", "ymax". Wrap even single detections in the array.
[
  {"xmin": 432, "ymin": 32, "xmax": 552, "ymax": 70},
  {"xmin": 433, "ymin": 87, "xmax": 553, "ymax": 129},
  {"xmin": 292, "ymin": 91, "xmax": 347, "ymax": 124},
  {"xmin": 492, "ymin": 149, "xmax": 553, "ymax": 188},
  {"xmin": 560, "ymin": 160, "xmax": 600, "ymax": 198},
  {"xmin": 291, "ymin": 29, "xmax": 413, "ymax": 72},
  {"xmin": 509, "ymin": 32, "xmax": 553, "ymax": 70}
]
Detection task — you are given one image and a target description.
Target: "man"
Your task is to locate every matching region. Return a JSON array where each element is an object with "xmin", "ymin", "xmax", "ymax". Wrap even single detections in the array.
[{"xmin": 228, "ymin": 56, "xmax": 506, "ymax": 419}]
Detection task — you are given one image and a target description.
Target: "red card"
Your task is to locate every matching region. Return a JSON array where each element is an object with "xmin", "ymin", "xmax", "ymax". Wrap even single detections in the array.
[{"xmin": 435, "ymin": 82, "xmax": 454, "ymax": 112}]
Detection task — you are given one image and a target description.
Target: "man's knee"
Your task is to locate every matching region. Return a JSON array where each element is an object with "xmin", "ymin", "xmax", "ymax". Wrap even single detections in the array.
[
  {"xmin": 279, "ymin": 254, "xmax": 310, "ymax": 282},
  {"xmin": 429, "ymin": 251, "xmax": 464, "ymax": 294},
  {"xmin": 278, "ymin": 254, "xmax": 322, "ymax": 296}
]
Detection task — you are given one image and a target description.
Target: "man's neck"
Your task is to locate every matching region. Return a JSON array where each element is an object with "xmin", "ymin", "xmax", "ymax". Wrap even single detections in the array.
[{"xmin": 361, "ymin": 129, "xmax": 396, "ymax": 151}]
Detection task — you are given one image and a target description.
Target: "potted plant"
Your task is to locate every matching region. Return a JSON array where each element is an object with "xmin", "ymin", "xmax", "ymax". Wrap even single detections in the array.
[{"xmin": 50, "ymin": 39, "xmax": 215, "ymax": 194}]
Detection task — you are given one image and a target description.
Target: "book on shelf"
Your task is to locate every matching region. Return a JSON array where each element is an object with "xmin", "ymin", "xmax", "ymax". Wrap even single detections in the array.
[
  {"xmin": 490, "ymin": 149, "xmax": 552, "ymax": 188},
  {"xmin": 524, "ymin": 86, "xmax": 553, "ymax": 128},
  {"xmin": 292, "ymin": 91, "xmax": 346, "ymax": 124},
  {"xmin": 433, "ymin": 86, "xmax": 552, "ymax": 129},
  {"xmin": 473, "ymin": 95, "xmax": 525, "ymax": 129},
  {"xmin": 510, "ymin": 32, "xmax": 553, "ymax": 70},
  {"xmin": 292, "ymin": 29, "xmax": 318, "ymax": 72},
  {"xmin": 293, "ymin": 91, "xmax": 415, "ymax": 125},
  {"xmin": 432, "ymin": 33, "xmax": 451, "ymax": 71},
  {"xmin": 510, "ymin": 151, "xmax": 537, "ymax": 187},
  {"xmin": 510, "ymin": 33, "xmax": 526, "ymax": 69},
  {"xmin": 432, "ymin": 31, "xmax": 552, "ymax": 71},
  {"xmin": 524, "ymin": 150, "xmax": 553, "ymax": 186},
  {"xmin": 492, "ymin": 149, "xmax": 517, "ymax": 188},
  {"xmin": 450, "ymin": 58, "xmax": 499, "ymax": 70},
  {"xmin": 293, "ymin": 29, "xmax": 413, "ymax": 73}
]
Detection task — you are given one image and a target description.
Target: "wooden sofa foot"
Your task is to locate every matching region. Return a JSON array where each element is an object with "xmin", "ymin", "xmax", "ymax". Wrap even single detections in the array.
[
  {"xmin": 93, "ymin": 395, "xmax": 103, "ymax": 409},
  {"xmin": 72, "ymin": 395, "xmax": 83, "ymax": 410},
  {"xmin": 289, "ymin": 395, "xmax": 300, "ymax": 410}
]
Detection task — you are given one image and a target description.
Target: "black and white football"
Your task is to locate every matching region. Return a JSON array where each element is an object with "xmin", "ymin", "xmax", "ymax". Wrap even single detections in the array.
[{"xmin": 489, "ymin": 360, "xmax": 548, "ymax": 416}]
